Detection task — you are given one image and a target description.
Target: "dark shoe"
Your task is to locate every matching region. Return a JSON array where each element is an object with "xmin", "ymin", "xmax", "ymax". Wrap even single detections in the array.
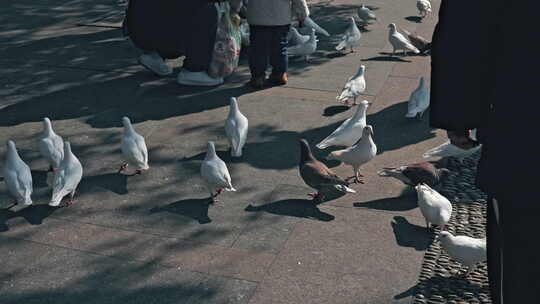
[
  {"xmin": 248, "ymin": 76, "xmax": 265, "ymax": 89},
  {"xmin": 268, "ymin": 73, "xmax": 288, "ymax": 86}
]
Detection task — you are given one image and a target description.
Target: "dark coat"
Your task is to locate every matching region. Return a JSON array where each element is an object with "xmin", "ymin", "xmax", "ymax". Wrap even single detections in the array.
[{"xmin": 429, "ymin": 0, "xmax": 537, "ymax": 203}]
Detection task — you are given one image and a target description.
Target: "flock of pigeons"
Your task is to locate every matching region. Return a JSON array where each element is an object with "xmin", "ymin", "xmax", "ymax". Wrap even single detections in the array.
[{"xmin": 3, "ymin": 0, "xmax": 486, "ymax": 281}]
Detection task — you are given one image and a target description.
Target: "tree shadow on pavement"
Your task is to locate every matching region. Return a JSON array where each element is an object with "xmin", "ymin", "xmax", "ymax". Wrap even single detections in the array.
[{"xmin": 150, "ymin": 198, "xmax": 212, "ymax": 224}]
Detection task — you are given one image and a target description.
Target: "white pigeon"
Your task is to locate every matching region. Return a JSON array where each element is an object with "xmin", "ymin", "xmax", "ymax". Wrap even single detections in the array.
[
  {"xmin": 388, "ymin": 23, "xmax": 420, "ymax": 56},
  {"xmin": 335, "ymin": 17, "xmax": 362, "ymax": 53},
  {"xmin": 225, "ymin": 97, "xmax": 249, "ymax": 158},
  {"xmin": 287, "ymin": 28, "xmax": 317, "ymax": 62},
  {"xmin": 316, "ymin": 100, "xmax": 370, "ymax": 149},
  {"xmin": 119, "ymin": 116, "xmax": 149, "ymax": 175},
  {"xmin": 436, "ymin": 231, "xmax": 487, "ymax": 277},
  {"xmin": 3, "ymin": 140, "xmax": 33, "ymax": 207},
  {"xmin": 288, "ymin": 27, "xmax": 310, "ymax": 46},
  {"xmin": 415, "ymin": 183, "xmax": 453, "ymax": 230},
  {"xmin": 240, "ymin": 22, "xmax": 250, "ymax": 46},
  {"xmin": 417, "ymin": 0, "xmax": 432, "ymax": 18},
  {"xmin": 50, "ymin": 141, "xmax": 83, "ymax": 207},
  {"xmin": 200, "ymin": 141, "xmax": 236, "ymax": 203},
  {"xmin": 405, "ymin": 77, "xmax": 430, "ymax": 119},
  {"xmin": 336, "ymin": 64, "xmax": 366, "ymax": 106},
  {"xmin": 357, "ymin": 5, "xmax": 378, "ymax": 24},
  {"xmin": 38, "ymin": 117, "xmax": 64, "ymax": 171},
  {"xmin": 303, "ymin": 16, "xmax": 330, "ymax": 37},
  {"xmin": 423, "ymin": 141, "xmax": 482, "ymax": 162},
  {"xmin": 326, "ymin": 125, "xmax": 377, "ymax": 184}
]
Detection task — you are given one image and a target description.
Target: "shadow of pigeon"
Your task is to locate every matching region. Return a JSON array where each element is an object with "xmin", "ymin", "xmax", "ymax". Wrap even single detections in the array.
[
  {"xmin": 0, "ymin": 204, "xmax": 58, "ymax": 231},
  {"xmin": 323, "ymin": 105, "xmax": 351, "ymax": 117},
  {"xmin": 150, "ymin": 198, "xmax": 212, "ymax": 224},
  {"xmin": 405, "ymin": 16, "xmax": 423, "ymax": 23},
  {"xmin": 391, "ymin": 216, "xmax": 431, "ymax": 251},
  {"xmin": 363, "ymin": 55, "xmax": 412, "ymax": 62},
  {"xmin": 245, "ymin": 199, "xmax": 335, "ymax": 221},
  {"xmin": 326, "ymin": 52, "xmax": 348, "ymax": 59},
  {"xmin": 79, "ymin": 173, "xmax": 129, "ymax": 195}
]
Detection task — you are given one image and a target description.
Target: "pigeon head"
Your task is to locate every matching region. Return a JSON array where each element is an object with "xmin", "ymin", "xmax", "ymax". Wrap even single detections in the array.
[
  {"xmin": 299, "ymin": 139, "xmax": 314, "ymax": 163},
  {"xmin": 363, "ymin": 125, "xmax": 374, "ymax": 137},
  {"xmin": 415, "ymin": 183, "xmax": 429, "ymax": 192},
  {"xmin": 357, "ymin": 65, "xmax": 366, "ymax": 75},
  {"xmin": 435, "ymin": 230, "xmax": 453, "ymax": 243},
  {"xmin": 7, "ymin": 140, "xmax": 16, "ymax": 151},
  {"xmin": 438, "ymin": 168, "xmax": 451, "ymax": 179},
  {"xmin": 229, "ymin": 97, "xmax": 239, "ymax": 113},
  {"xmin": 419, "ymin": 77, "xmax": 425, "ymax": 85},
  {"xmin": 205, "ymin": 141, "xmax": 217, "ymax": 159},
  {"xmin": 388, "ymin": 23, "xmax": 396, "ymax": 30},
  {"xmin": 349, "ymin": 16, "xmax": 356, "ymax": 24}
]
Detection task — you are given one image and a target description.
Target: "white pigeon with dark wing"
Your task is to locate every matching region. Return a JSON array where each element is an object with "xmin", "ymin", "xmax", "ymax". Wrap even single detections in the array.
[
  {"xmin": 423, "ymin": 141, "xmax": 482, "ymax": 161},
  {"xmin": 405, "ymin": 77, "xmax": 430, "ymax": 119},
  {"xmin": 119, "ymin": 117, "xmax": 149, "ymax": 175},
  {"xmin": 437, "ymin": 231, "xmax": 487, "ymax": 277},
  {"xmin": 200, "ymin": 141, "xmax": 236, "ymax": 203},
  {"xmin": 401, "ymin": 29, "xmax": 431, "ymax": 54},
  {"xmin": 38, "ymin": 117, "xmax": 64, "ymax": 171},
  {"xmin": 417, "ymin": 0, "xmax": 432, "ymax": 18},
  {"xmin": 357, "ymin": 4, "xmax": 378, "ymax": 24},
  {"xmin": 415, "ymin": 183, "xmax": 452, "ymax": 230},
  {"xmin": 303, "ymin": 16, "xmax": 330, "ymax": 37},
  {"xmin": 225, "ymin": 97, "xmax": 249, "ymax": 157},
  {"xmin": 335, "ymin": 17, "xmax": 362, "ymax": 53},
  {"xmin": 3, "ymin": 140, "xmax": 33, "ymax": 206},
  {"xmin": 288, "ymin": 27, "xmax": 310, "ymax": 46},
  {"xmin": 316, "ymin": 100, "xmax": 370, "ymax": 149},
  {"xmin": 287, "ymin": 28, "xmax": 317, "ymax": 62},
  {"xmin": 388, "ymin": 23, "xmax": 420, "ymax": 55},
  {"xmin": 336, "ymin": 64, "xmax": 366, "ymax": 106},
  {"xmin": 50, "ymin": 142, "xmax": 83, "ymax": 207},
  {"xmin": 326, "ymin": 125, "xmax": 377, "ymax": 184}
]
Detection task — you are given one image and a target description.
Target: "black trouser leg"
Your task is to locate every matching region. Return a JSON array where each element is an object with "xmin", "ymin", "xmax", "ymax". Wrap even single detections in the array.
[{"xmin": 183, "ymin": 3, "xmax": 218, "ymax": 72}]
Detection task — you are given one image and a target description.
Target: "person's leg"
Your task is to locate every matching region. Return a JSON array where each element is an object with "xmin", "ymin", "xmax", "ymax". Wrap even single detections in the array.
[
  {"xmin": 487, "ymin": 197, "xmax": 502, "ymax": 304},
  {"xmin": 501, "ymin": 196, "xmax": 540, "ymax": 303},
  {"xmin": 268, "ymin": 25, "xmax": 290, "ymax": 85},
  {"xmin": 248, "ymin": 25, "xmax": 269, "ymax": 87}
]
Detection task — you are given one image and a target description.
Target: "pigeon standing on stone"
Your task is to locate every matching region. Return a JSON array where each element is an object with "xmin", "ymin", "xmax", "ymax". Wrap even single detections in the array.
[
  {"xmin": 303, "ymin": 16, "xmax": 330, "ymax": 37},
  {"xmin": 377, "ymin": 162, "xmax": 450, "ymax": 188},
  {"xmin": 335, "ymin": 17, "xmax": 362, "ymax": 53},
  {"xmin": 336, "ymin": 64, "xmax": 367, "ymax": 106},
  {"xmin": 401, "ymin": 29, "xmax": 431, "ymax": 54},
  {"xmin": 288, "ymin": 27, "xmax": 310, "ymax": 46},
  {"xmin": 38, "ymin": 117, "xmax": 64, "ymax": 172},
  {"xmin": 417, "ymin": 0, "xmax": 432, "ymax": 19},
  {"xmin": 50, "ymin": 142, "xmax": 83, "ymax": 207},
  {"xmin": 357, "ymin": 5, "xmax": 378, "ymax": 25},
  {"xmin": 299, "ymin": 139, "xmax": 356, "ymax": 202},
  {"xmin": 388, "ymin": 23, "xmax": 420, "ymax": 56},
  {"xmin": 326, "ymin": 125, "xmax": 377, "ymax": 184},
  {"xmin": 316, "ymin": 100, "xmax": 370, "ymax": 149},
  {"xmin": 200, "ymin": 141, "xmax": 236, "ymax": 204},
  {"xmin": 415, "ymin": 183, "xmax": 452, "ymax": 231},
  {"xmin": 225, "ymin": 97, "xmax": 248, "ymax": 158},
  {"xmin": 405, "ymin": 77, "xmax": 430, "ymax": 119},
  {"xmin": 287, "ymin": 28, "xmax": 317, "ymax": 62},
  {"xmin": 119, "ymin": 117, "xmax": 149, "ymax": 175},
  {"xmin": 436, "ymin": 231, "xmax": 487, "ymax": 278},
  {"xmin": 3, "ymin": 140, "xmax": 33, "ymax": 207}
]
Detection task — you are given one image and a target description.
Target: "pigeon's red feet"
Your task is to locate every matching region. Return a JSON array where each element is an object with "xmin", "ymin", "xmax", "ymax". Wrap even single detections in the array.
[
  {"xmin": 307, "ymin": 192, "xmax": 325, "ymax": 201},
  {"xmin": 354, "ymin": 177, "xmax": 365, "ymax": 184},
  {"xmin": 118, "ymin": 163, "xmax": 128, "ymax": 174},
  {"xmin": 66, "ymin": 199, "xmax": 75, "ymax": 206},
  {"xmin": 135, "ymin": 169, "xmax": 142, "ymax": 175}
]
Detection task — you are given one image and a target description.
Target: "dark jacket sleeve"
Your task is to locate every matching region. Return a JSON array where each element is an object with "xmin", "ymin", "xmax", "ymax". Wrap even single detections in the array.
[{"xmin": 429, "ymin": 0, "xmax": 498, "ymax": 132}]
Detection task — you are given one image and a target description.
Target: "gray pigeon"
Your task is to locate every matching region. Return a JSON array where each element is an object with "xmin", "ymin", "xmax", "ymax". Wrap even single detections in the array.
[
  {"xmin": 415, "ymin": 183, "xmax": 452, "ymax": 231},
  {"xmin": 436, "ymin": 231, "xmax": 487, "ymax": 278},
  {"xmin": 377, "ymin": 161, "xmax": 450, "ymax": 187},
  {"xmin": 119, "ymin": 117, "xmax": 149, "ymax": 175},
  {"xmin": 288, "ymin": 27, "xmax": 310, "ymax": 46},
  {"xmin": 200, "ymin": 141, "xmax": 236, "ymax": 203},
  {"xmin": 303, "ymin": 16, "xmax": 330, "ymax": 37},
  {"xmin": 299, "ymin": 139, "xmax": 356, "ymax": 202},
  {"xmin": 417, "ymin": 0, "xmax": 432, "ymax": 19},
  {"xmin": 225, "ymin": 97, "xmax": 249, "ymax": 157},
  {"xmin": 50, "ymin": 142, "xmax": 83, "ymax": 207},
  {"xmin": 357, "ymin": 4, "xmax": 378, "ymax": 25},
  {"xmin": 335, "ymin": 17, "xmax": 362, "ymax": 53},
  {"xmin": 388, "ymin": 23, "xmax": 420, "ymax": 56},
  {"xmin": 405, "ymin": 77, "xmax": 430, "ymax": 119},
  {"xmin": 38, "ymin": 117, "xmax": 64, "ymax": 171},
  {"xmin": 326, "ymin": 125, "xmax": 377, "ymax": 184},
  {"xmin": 3, "ymin": 140, "xmax": 33, "ymax": 207},
  {"xmin": 401, "ymin": 29, "xmax": 431, "ymax": 54},
  {"xmin": 287, "ymin": 28, "xmax": 317, "ymax": 62}
]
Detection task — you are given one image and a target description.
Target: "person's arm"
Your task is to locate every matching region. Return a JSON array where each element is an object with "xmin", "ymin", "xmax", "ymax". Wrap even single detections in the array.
[
  {"xmin": 292, "ymin": 0, "xmax": 309, "ymax": 24},
  {"xmin": 429, "ymin": 0, "xmax": 499, "ymax": 136}
]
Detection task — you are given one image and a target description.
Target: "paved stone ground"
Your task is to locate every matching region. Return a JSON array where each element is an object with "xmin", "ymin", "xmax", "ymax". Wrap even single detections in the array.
[{"xmin": 0, "ymin": 0, "xmax": 452, "ymax": 303}]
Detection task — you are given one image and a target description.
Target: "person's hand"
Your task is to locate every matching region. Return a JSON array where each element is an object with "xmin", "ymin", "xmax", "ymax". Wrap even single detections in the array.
[
  {"xmin": 230, "ymin": 13, "xmax": 241, "ymax": 27},
  {"xmin": 447, "ymin": 130, "xmax": 476, "ymax": 150}
]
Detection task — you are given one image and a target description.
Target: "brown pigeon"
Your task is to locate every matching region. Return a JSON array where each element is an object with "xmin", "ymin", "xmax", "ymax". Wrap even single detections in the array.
[
  {"xmin": 299, "ymin": 139, "xmax": 356, "ymax": 201},
  {"xmin": 377, "ymin": 161, "xmax": 450, "ymax": 187},
  {"xmin": 402, "ymin": 29, "xmax": 431, "ymax": 54}
]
